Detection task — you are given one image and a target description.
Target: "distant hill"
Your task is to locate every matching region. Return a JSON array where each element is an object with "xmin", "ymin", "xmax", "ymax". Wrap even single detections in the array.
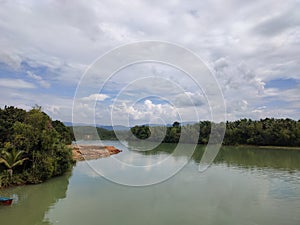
[
  {"xmin": 64, "ymin": 122, "xmax": 88, "ymax": 127},
  {"xmin": 99, "ymin": 125, "xmax": 130, "ymax": 131},
  {"xmin": 64, "ymin": 122, "xmax": 130, "ymax": 131},
  {"xmin": 142, "ymin": 121, "xmax": 196, "ymax": 127},
  {"xmin": 64, "ymin": 121, "xmax": 197, "ymax": 130}
]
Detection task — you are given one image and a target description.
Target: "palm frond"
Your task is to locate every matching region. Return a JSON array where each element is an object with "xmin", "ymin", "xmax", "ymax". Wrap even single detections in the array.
[{"xmin": 0, "ymin": 158, "xmax": 11, "ymax": 169}]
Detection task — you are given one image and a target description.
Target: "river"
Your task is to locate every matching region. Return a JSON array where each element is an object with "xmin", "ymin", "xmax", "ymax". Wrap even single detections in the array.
[{"xmin": 1, "ymin": 141, "xmax": 300, "ymax": 225}]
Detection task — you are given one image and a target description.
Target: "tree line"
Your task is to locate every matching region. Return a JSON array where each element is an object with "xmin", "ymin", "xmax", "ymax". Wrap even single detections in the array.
[
  {"xmin": 130, "ymin": 118, "xmax": 300, "ymax": 147},
  {"xmin": 0, "ymin": 106, "xmax": 74, "ymax": 188},
  {"xmin": 70, "ymin": 118, "xmax": 300, "ymax": 147}
]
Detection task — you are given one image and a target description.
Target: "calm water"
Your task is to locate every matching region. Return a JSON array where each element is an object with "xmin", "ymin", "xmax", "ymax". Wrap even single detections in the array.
[{"xmin": 1, "ymin": 141, "xmax": 300, "ymax": 225}]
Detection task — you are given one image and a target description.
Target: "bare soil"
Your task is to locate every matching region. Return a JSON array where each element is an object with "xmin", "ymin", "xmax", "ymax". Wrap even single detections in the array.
[{"xmin": 70, "ymin": 145, "xmax": 122, "ymax": 161}]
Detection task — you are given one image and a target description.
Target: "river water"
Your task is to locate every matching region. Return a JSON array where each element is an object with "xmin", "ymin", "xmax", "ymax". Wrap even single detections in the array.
[{"xmin": 1, "ymin": 141, "xmax": 300, "ymax": 225}]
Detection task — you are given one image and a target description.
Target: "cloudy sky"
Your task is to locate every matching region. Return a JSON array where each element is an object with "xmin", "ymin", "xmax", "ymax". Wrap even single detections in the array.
[{"xmin": 0, "ymin": 0, "xmax": 299, "ymax": 125}]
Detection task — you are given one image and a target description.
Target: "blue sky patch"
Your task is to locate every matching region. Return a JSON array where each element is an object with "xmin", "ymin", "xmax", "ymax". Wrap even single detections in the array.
[
  {"xmin": 265, "ymin": 78, "xmax": 299, "ymax": 90},
  {"xmin": 262, "ymin": 97, "xmax": 289, "ymax": 108}
]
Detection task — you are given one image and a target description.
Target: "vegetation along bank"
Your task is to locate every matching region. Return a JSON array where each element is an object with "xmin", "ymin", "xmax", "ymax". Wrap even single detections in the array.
[{"xmin": 0, "ymin": 106, "xmax": 74, "ymax": 188}]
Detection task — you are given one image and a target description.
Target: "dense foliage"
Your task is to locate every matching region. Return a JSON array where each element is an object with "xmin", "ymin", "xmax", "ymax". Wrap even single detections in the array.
[
  {"xmin": 130, "ymin": 118, "xmax": 300, "ymax": 147},
  {"xmin": 0, "ymin": 106, "xmax": 74, "ymax": 188},
  {"xmin": 224, "ymin": 118, "xmax": 300, "ymax": 146}
]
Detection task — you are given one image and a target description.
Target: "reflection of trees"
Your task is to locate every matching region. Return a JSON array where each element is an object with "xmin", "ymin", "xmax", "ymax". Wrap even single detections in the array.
[
  {"xmin": 213, "ymin": 146, "xmax": 300, "ymax": 171},
  {"xmin": 135, "ymin": 143, "xmax": 300, "ymax": 171},
  {"xmin": 0, "ymin": 171, "xmax": 72, "ymax": 225}
]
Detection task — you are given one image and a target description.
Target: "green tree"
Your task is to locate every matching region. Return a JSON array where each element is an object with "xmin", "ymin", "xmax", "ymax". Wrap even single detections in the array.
[
  {"xmin": 131, "ymin": 125, "xmax": 151, "ymax": 140},
  {"xmin": 0, "ymin": 106, "xmax": 26, "ymax": 147},
  {"xmin": 0, "ymin": 144, "xmax": 28, "ymax": 178},
  {"xmin": 0, "ymin": 105, "xmax": 74, "ymax": 186},
  {"xmin": 52, "ymin": 120, "xmax": 73, "ymax": 144}
]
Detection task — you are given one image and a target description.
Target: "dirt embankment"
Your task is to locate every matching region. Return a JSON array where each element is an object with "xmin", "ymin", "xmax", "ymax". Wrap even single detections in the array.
[{"xmin": 71, "ymin": 145, "xmax": 122, "ymax": 161}]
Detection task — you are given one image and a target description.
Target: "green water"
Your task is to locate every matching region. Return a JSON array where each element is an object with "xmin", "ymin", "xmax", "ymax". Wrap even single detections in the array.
[{"xmin": 1, "ymin": 141, "xmax": 300, "ymax": 225}]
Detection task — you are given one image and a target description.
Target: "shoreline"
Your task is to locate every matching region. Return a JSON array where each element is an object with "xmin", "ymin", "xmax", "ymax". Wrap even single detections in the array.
[
  {"xmin": 256, "ymin": 145, "xmax": 300, "ymax": 151},
  {"xmin": 127, "ymin": 141, "xmax": 300, "ymax": 151},
  {"xmin": 70, "ymin": 145, "xmax": 122, "ymax": 161},
  {"xmin": 222, "ymin": 144, "xmax": 300, "ymax": 150}
]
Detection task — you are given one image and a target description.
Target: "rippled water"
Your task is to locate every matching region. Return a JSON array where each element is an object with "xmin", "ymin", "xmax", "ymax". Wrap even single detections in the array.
[{"xmin": 1, "ymin": 141, "xmax": 300, "ymax": 225}]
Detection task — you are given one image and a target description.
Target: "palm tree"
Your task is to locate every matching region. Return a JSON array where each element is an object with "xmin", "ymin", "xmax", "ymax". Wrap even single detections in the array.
[{"xmin": 0, "ymin": 148, "xmax": 28, "ymax": 178}]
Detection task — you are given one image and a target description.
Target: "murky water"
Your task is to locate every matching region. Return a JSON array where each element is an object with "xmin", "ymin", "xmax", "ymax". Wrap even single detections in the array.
[{"xmin": 1, "ymin": 141, "xmax": 300, "ymax": 225}]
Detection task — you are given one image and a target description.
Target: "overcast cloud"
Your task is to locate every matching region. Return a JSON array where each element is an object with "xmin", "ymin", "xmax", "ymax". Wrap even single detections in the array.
[{"xmin": 0, "ymin": 0, "xmax": 299, "ymax": 124}]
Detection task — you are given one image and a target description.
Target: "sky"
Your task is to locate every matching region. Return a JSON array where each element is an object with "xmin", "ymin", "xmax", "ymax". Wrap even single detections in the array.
[{"xmin": 0, "ymin": 0, "xmax": 299, "ymax": 125}]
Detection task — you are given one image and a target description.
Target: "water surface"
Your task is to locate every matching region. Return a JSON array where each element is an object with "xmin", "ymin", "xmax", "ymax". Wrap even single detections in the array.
[{"xmin": 1, "ymin": 141, "xmax": 300, "ymax": 225}]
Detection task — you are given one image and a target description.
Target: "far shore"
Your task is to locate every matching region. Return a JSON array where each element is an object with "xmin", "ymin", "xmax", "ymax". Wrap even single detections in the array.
[
  {"xmin": 256, "ymin": 145, "xmax": 300, "ymax": 150},
  {"xmin": 221, "ymin": 144, "xmax": 300, "ymax": 150},
  {"xmin": 69, "ymin": 144, "xmax": 122, "ymax": 161}
]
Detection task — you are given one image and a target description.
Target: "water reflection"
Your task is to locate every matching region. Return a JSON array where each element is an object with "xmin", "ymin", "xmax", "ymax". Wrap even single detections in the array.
[
  {"xmin": 137, "ymin": 143, "xmax": 300, "ymax": 172},
  {"xmin": 45, "ymin": 146, "xmax": 300, "ymax": 225},
  {"xmin": 2, "ymin": 142, "xmax": 300, "ymax": 225},
  {"xmin": 0, "ymin": 171, "xmax": 71, "ymax": 225}
]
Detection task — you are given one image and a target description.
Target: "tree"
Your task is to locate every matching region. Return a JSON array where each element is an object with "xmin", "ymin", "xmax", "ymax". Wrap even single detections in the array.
[
  {"xmin": 128, "ymin": 118, "xmax": 300, "ymax": 146},
  {"xmin": 0, "ymin": 144, "xmax": 28, "ymax": 178},
  {"xmin": 52, "ymin": 120, "xmax": 73, "ymax": 144},
  {"xmin": 131, "ymin": 125, "xmax": 151, "ymax": 140},
  {"xmin": 0, "ymin": 105, "xmax": 74, "ymax": 186},
  {"xmin": 172, "ymin": 121, "xmax": 180, "ymax": 128},
  {"xmin": 0, "ymin": 106, "xmax": 26, "ymax": 146}
]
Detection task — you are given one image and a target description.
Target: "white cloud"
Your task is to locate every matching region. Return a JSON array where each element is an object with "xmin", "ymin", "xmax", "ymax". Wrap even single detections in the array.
[
  {"xmin": 0, "ymin": 51, "xmax": 23, "ymax": 70},
  {"xmin": 111, "ymin": 99, "xmax": 178, "ymax": 125},
  {"xmin": 252, "ymin": 106, "xmax": 267, "ymax": 114},
  {"xmin": 27, "ymin": 71, "xmax": 50, "ymax": 88},
  {"xmin": 0, "ymin": 0, "xmax": 299, "ymax": 123},
  {"xmin": 0, "ymin": 78, "xmax": 35, "ymax": 89},
  {"xmin": 81, "ymin": 93, "xmax": 109, "ymax": 102},
  {"xmin": 174, "ymin": 92, "xmax": 206, "ymax": 107}
]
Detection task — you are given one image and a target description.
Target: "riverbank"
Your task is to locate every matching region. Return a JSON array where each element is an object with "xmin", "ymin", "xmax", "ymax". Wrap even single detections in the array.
[
  {"xmin": 71, "ymin": 145, "xmax": 122, "ymax": 161},
  {"xmin": 226, "ymin": 144, "xmax": 300, "ymax": 150},
  {"xmin": 257, "ymin": 145, "xmax": 300, "ymax": 150}
]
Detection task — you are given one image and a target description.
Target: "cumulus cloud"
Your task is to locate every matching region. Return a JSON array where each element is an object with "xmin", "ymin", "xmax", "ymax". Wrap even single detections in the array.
[
  {"xmin": 111, "ymin": 99, "xmax": 178, "ymax": 125},
  {"xmin": 214, "ymin": 57, "xmax": 265, "ymax": 94},
  {"xmin": 0, "ymin": 0, "xmax": 299, "ymax": 123},
  {"xmin": 174, "ymin": 92, "xmax": 206, "ymax": 107},
  {"xmin": 80, "ymin": 93, "xmax": 110, "ymax": 102}
]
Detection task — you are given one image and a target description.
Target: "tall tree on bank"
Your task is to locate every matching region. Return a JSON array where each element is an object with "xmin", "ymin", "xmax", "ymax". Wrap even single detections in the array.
[{"xmin": 0, "ymin": 106, "xmax": 74, "ymax": 187}]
